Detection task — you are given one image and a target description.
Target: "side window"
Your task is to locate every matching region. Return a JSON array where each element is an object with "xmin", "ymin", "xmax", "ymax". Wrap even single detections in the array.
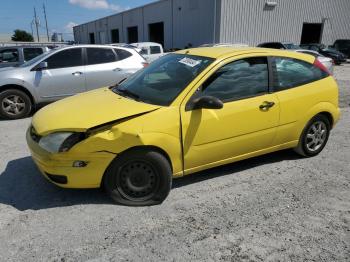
[
  {"xmin": 200, "ymin": 57, "xmax": 269, "ymax": 102},
  {"xmin": 0, "ymin": 49, "xmax": 19, "ymax": 62},
  {"xmin": 45, "ymin": 48, "xmax": 83, "ymax": 69},
  {"xmin": 86, "ymin": 48, "xmax": 116, "ymax": 65},
  {"xmin": 150, "ymin": 46, "xmax": 161, "ymax": 54},
  {"xmin": 23, "ymin": 48, "xmax": 43, "ymax": 61},
  {"xmin": 274, "ymin": 57, "xmax": 328, "ymax": 91},
  {"xmin": 115, "ymin": 49, "xmax": 132, "ymax": 60}
]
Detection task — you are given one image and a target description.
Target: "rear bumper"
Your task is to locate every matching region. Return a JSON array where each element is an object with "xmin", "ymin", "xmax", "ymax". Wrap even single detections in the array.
[{"xmin": 26, "ymin": 129, "xmax": 115, "ymax": 188}]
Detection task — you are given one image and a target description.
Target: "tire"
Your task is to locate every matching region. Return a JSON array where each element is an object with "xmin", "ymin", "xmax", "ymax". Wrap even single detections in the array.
[
  {"xmin": 0, "ymin": 89, "xmax": 32, "ymax": 120},
  {"xmin": 103, "ymin": 148, "xmax": 172, "ymax": 206},
  {"xmin": 294, "ymin": 114, "xmax": 331, "ymax": 157}
]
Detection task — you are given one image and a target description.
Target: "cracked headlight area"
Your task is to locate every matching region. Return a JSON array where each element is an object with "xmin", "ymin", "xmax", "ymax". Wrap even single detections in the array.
[{"xmin": 38, "ymin": 132, "xmax": 86, "ymax": 153}]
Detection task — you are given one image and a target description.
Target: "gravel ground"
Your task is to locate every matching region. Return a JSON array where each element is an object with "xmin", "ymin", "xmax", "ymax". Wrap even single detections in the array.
[{"xmin": 0, "ymin": 64, "xmax": 349, "ymax": 262}]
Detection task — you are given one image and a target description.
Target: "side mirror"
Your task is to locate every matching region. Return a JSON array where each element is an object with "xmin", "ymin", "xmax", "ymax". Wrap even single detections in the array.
[
  {"xmin": 192, "ymin": 96, "xmax": 223, "ymax": 110},
  {"xmin": 33, "ymin": 61, "xmax": 48, "ymax": 71}
]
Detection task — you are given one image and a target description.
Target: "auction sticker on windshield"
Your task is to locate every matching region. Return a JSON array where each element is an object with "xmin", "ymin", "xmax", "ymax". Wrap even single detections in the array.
[{"xmin": 179, "ymin": 57, "xmax": 202, "ymax": 67}]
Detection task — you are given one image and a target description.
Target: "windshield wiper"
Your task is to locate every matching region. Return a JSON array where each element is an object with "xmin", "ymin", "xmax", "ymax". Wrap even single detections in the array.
[{"xmin": 115, "ymin": 88, "xmax": 140, "ymax": 101}]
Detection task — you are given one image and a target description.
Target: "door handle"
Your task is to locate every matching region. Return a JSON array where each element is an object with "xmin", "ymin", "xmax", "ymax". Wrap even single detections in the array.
[
  {"xmin": 72, "ymin": 71, "xmax": 83, "ymax": 76},
  {"xmin": 113, "ymin": 68, "xmax": 122, "ymax": 72},
  {"xmin": 259, "ymin": 101, "xmax": 275, "ymax": 111}
]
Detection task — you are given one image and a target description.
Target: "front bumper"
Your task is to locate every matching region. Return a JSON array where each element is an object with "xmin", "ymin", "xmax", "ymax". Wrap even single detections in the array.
[{"xmin": 26, "ymin": 129, "xmax": 116, "ymax": 188}]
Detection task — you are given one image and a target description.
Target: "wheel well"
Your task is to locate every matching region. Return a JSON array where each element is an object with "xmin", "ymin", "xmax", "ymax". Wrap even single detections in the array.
[
  {"xmin": 121, "ymin": 145, "xmax": 173, "ymax": 172},
  {"xmin": 318, "ymin": 111, "xmax": 334, "ymax": 128},
  {"xmin": 0, "ymin": 85, "xmax": 35, "ymax": 106},
  {"xmin": 101, "ymin": 145, "xmax": 173, "ymax": 188}
]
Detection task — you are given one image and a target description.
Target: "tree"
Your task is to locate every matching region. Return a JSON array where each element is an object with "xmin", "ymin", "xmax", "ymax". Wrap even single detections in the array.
[{"xmin": 11, "ymin": 30, "xmax": 34, "ymax": 42}]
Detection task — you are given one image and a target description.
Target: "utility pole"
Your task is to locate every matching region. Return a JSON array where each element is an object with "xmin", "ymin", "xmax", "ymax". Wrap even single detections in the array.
[
  {"xmin": 34, "ymin": 7, "xmax": 40, "ymax": 42},
  {"xmin": 43, "ymin": 3, "xmax": 50, "ymax": 42},
  {"xmin": 30, "ymin": 21, "xmax": 34, "ymax": 37}
]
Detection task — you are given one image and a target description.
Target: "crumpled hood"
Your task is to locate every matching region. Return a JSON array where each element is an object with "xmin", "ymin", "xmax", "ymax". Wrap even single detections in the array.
[{"xmin": 32, "ymin": 87, "xmax": 161, "ymax": 135}]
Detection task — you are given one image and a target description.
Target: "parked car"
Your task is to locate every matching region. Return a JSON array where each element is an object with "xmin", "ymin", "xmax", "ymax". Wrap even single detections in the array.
[
  {"xmin": 331, "ymin": 39, "xmax": 350, "ymax": 58},
  {"xmin": 130, "ymin": 42, "xmax": 165, "ymax": 63},
  {"xmin": 0, "ymin": 45, "xmax": 147, "ymax": 119},
  {"xmin": 200, "ymin": 43, "xmax": 249, "ymax": 47},
  {"xmin": 0, "ymin": 46, "xmax": 49, "ymax": 68},
  {"xmin": 295, "ymin": 49, "xmax": 334, "ymax": 74},
  {"xmin": 257, "ymin": 42, "xmax": 301, "ymax": 50},
  {"xmin": 27, "ymin": 47, "xmax": 340, "ymax": 206},
  {"xmin": 300, "ymin": 43, "xmax": 347, "ymax": 65}
]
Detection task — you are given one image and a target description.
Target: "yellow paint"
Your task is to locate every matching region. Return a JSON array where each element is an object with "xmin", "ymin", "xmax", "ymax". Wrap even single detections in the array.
[{"xmin": 26, "ymin": 47, "xmax": 340, "ymax": 188}]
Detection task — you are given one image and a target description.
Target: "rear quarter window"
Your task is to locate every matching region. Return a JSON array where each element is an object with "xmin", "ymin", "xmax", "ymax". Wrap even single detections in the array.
[
  {"xmin": 87, "ymin": 48, "xmax": 116, "ymax": 65},
  {"xmin": 273, "ymin": 57, "xmax": 328, "ymax": 91},
  {"xmin": 115, "ymin": 49, "xmax": 133, "ymax": 60}
]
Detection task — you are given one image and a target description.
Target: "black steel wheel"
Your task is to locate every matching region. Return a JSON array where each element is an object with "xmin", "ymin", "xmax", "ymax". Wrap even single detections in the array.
[
  {"xmin": 104, "ymin": 148, "xmax": 172, "ymax": 206},
  {"xmin": 116, "ymin": 160, "xmax": 160, "ymax": 201}
]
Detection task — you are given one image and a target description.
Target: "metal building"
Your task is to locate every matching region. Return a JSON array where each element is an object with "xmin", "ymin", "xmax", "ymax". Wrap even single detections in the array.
[{"xmin": 73, "ymin": 0, "xmax": 350, "ymax": 50}]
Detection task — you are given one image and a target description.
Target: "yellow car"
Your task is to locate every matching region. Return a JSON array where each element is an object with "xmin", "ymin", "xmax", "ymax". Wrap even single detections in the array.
[{"xmin": 26, "ymin": 47, "xmax": 340, "ymax": 205}]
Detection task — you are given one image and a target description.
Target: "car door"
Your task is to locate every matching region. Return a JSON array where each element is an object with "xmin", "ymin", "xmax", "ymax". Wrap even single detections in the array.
[
  {"xmin": 84, "ymin": 47, "xmax": 128, "ymax": 91},
  {"xmin": 33, "ymin": 47, "xmax": 85, "ymax": 100},
  {"xmin": 180, "ymin": 56, "xmax": 280, "ymax": 173},
  {"xmin": 0, "ymin": 48, "xmax": 20, "ymax": 68}
]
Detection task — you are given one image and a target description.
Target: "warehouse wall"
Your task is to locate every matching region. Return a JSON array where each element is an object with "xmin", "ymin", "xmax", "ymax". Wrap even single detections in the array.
[
  {"xmin": 171, "ymin": 0, "xmax": 217, "ymax": 49},
  {"xmin": 219, "ymin": 0, "xmax": 350, "ymax": 46},
  {"xmin": 73, "ymin": 0, "xmax": 218, "ymax": 49},
  {"xmin": 143, "ymin": 0, "xmax": 173, "ymax": 48}
]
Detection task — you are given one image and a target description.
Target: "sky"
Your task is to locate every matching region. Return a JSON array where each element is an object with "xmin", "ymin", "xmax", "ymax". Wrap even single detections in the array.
[{"xmin": 0, "ymin": 0, "xmax": 155, "ymax": 41}]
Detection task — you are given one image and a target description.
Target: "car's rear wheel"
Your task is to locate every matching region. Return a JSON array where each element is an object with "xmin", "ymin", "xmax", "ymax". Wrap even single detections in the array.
[
  {"xmin": 294, "ymin": 114, "xmax": 331, "ymax": 157},
  {"xmin": 103, "ymin": 148, "xmax": 172, "ymax": 206},
  {"xmin": 0, "ymin": 89, "xmax": 32, "ymax": 119}
]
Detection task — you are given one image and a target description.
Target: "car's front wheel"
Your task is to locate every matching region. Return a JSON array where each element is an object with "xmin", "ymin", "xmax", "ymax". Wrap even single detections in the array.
[
  {"xmin": 0, "ymin": 89, "xmax": 32, "ymax": 119},
  {"xmin": 103, "ymin": 148, "xmax": 172, "ymax": 206},
  {"xmin": 294, "ymin": 114, "xmax": 331, "ymax": 157}
]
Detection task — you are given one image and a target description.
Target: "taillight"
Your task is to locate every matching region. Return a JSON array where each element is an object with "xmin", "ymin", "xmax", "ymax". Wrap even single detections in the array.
[
  {"xmin": 142, "ymin": 62, "xmax": 149, "ymax": 68},
  {"xmin": 313, "ymin": 58, "xmax": 332, "ymax": 75}
]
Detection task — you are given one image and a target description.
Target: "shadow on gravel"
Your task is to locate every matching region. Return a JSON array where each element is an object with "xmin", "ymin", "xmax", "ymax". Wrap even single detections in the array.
[
  {"xmin": 0, "ymin": 157, "xmax": 112, "ymax": 211},
  {"xmin": 0, "ymin": 150, "xmax": 299, "ymax": 211},
  {"xmin": 172, "ymin": 149, "xmax": 299, "ymax": 188}
]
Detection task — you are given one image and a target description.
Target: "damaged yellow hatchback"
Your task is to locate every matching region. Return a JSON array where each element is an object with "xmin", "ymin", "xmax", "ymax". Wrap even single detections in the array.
[{"xmin": 26, "ymin": 47, "xmax": 340, "ymax": 205}]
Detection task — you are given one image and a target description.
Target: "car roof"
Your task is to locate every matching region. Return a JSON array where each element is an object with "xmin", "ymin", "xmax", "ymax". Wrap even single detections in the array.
[
  {"xmin": 53, "ymin": 44, "xmax": 136, "ymax": 52},
  {"xmin": 175, "ymin": 47, "xmax": 315, "ymax": 63},
  {"xmin": 0, "ymin": 45, "xmax": 47, "ymax": 49},
  {"xmin": 131, "ymin": 42, "xmax": 162, "ymax": 47}
]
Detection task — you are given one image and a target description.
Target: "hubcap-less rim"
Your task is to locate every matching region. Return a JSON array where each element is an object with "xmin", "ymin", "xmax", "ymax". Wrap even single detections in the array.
[
  {"xmin": 1, "ymin": 95, "xmax": 26, "ymax": 116},
  {"xmin": 116, "ymin": 160, "xmax": 159, "ymax": 201},
  {"xmin": 306, "ymin": 121, "xmax": 327, "ymax": 152}
]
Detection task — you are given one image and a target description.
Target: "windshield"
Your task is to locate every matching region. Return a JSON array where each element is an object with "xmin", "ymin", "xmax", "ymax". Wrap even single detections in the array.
[
  {"xmin": 19, "ymin": 49, "xmax": 54, "ymax": 68},
  {"xmin": 112, "ymin": 53, "xmax": 214, "ymax": 106},
  {"xmin": 284, "ymin": 43, "xmax": 301, "ymax": 50}
]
